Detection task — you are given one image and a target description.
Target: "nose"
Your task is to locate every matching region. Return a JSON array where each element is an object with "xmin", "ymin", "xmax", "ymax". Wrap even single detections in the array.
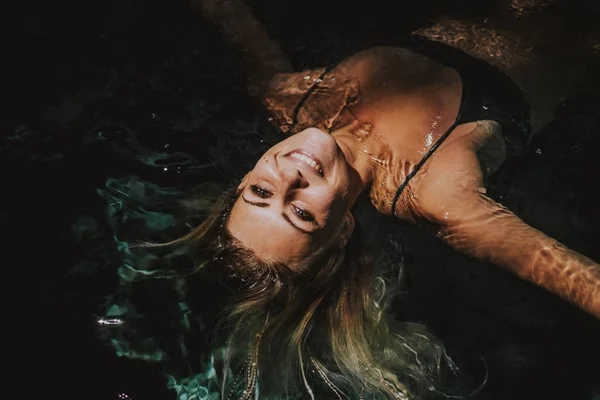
[
  {"xmin": 274, "ymin": 156, "xmax": 308, "ymax": 190},
  {"xmin": 277, "ymin": 165, "xmax": 308, "ymax": 190}
]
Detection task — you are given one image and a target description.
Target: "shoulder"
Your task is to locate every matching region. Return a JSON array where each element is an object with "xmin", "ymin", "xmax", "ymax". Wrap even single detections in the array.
[
  {"xmin": 263, "ymin": 66, "xmax": 361, "ymax": 134},
  {"xmin": 381, "ymin": 121, "xmax": 500, "ymax": 223},
  {"xmin": 261, "ymin": 67, "xmax": 328, "ymax": 133},
  {"xmin": 411, "ymin": 122, "xmax": 500, "ymax": 223},
  {"xmin": 345, "ymin": 45, "xmax": 454, "ymax": 80}
]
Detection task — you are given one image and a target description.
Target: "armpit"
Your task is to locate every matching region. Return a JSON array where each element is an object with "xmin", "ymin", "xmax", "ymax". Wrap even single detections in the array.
[
  {"xmin": 262, "ymin": 68, "xmax": 360, "ymax": 135},
  {"xmin": 475, "ymin": 120, "xmax": 507, "ymax": 175}
]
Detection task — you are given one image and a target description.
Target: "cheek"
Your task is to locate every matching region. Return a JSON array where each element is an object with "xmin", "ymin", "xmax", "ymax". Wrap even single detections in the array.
[
  {"xmin": 312, "ymin": 187, "xmax": 345, "ymax": 221},
  {"xmin": 332, "ymin": 173, "xmax": 352, "ymax": 203},
  {"xmin": 257, "ymin": 142, "xmax": 285, "ymax": 165},
  {"xmin": 330, "ymin": 160, "xmax": 352, "ymax": 192},
  {"xmin": 251, "ymin": 155, "xmax": 270, "ymax": 171}
]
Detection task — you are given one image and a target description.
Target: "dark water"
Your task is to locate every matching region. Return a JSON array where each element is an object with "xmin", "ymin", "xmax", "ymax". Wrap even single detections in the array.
[{"xmin": 4, "ymin": 0, "xmax": 600, "ymax": 399}]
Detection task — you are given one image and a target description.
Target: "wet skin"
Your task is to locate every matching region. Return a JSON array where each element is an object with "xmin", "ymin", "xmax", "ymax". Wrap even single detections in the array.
[
  {"xmin": 227, "ymin": 46, "xmax": 600, "ymax": 318},
  {"xmin": 191, "ymin": 0, "xmax": 600, "ymax": 318}
]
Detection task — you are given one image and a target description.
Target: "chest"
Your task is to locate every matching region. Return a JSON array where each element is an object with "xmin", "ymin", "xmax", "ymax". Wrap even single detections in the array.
[{"xmin": 263, "ymin": 49, "xmax": 466, "ymax": 219}]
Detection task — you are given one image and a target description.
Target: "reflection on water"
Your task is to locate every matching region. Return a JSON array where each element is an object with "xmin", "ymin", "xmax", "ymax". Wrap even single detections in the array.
[{"xmin": 5, "ymin": 0, "xmax": 600, "ymax": 399}]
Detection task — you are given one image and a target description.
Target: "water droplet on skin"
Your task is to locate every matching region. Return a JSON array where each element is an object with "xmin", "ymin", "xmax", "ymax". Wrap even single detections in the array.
[
  {"xmin": 424, "ymin": 132, "xmax": 433, "ymax": 148},
  {"xmin": 443, "ymin": 212, "xmax": 449, "ymax": 220},
  {"xmin": 304, "ymin": 75, "xmax": 311, "ymax": 80}
]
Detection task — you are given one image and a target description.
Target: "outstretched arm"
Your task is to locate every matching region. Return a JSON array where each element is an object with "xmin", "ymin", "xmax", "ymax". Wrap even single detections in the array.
[
  {"xmin": 416, "ymin": 137, "xmax": 600, "ymax": 319},
  {"xmin": 190, "ymin": 0, "xmax": 293, "ymax": 98}
]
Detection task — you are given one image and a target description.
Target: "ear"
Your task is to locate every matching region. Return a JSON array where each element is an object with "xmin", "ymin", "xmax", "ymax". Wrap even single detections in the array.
[{"xmin": 338, "ymin": 211, "xmax": 355, "ymax": 245}]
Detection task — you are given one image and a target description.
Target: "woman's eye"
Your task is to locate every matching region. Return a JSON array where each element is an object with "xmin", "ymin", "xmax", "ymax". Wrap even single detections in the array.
[
  {"xmin": 250, "ymin": 185, "xmax": 272, "ymax": 198},
  {"xmin": 293, "ymin": 205, "xmax": 316, "ymax": 224}
]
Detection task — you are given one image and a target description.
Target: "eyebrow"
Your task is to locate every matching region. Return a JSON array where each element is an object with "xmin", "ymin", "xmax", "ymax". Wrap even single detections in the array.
[{"xmin": 242, "ymin": 196, "xmax": 313, "ymax": 235}]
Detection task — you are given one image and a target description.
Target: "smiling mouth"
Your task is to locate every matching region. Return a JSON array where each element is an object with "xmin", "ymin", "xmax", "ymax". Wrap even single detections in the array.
[{"xmin": 284, "ymin": 149, "xmax": 324, "ymax": 176}]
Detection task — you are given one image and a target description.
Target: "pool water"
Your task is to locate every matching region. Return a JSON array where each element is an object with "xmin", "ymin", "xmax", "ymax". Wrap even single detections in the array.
[{"xmin": 4, "ymin": 0, "xmax": 600, "ymax": 399}]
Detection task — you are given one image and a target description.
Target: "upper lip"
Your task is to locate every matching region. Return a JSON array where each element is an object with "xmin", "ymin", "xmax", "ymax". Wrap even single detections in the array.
[{"xmin": 284, "ymin": 149, "xmax": 325, "ymax": 177}]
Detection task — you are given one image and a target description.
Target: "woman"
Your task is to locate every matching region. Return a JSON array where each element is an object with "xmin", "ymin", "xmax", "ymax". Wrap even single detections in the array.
[
  {"xmin": 188, "ymin": 0, "xmax": 600, "ymax": 316},
  {"xmin": 107, "ymin": 1, "xmax": 599, "ymax": 399}
]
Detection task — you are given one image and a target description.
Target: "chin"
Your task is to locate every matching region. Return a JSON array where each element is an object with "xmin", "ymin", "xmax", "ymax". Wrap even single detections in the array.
[
  {"xmin": 301, "ymin": 128, "xmax": 339, "ymax": 154},
  {"xmin": 302, "ymin": 127, "xmax": 335, "ymax": 141}
]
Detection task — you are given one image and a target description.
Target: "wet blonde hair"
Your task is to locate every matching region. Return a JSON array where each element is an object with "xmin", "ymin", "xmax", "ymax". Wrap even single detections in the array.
[{"xmin": 161, "ymin": 186, "xmax": 459, "ymax": 399}]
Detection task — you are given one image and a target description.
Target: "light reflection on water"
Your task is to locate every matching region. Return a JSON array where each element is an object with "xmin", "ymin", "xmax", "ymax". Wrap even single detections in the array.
[{"xmin": 5, "ymin": 0, "xmax": 600, "ymax": 398}]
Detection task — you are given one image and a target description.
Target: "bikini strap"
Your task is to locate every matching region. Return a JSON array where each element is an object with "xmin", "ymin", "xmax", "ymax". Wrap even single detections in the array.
[
  {"xmin": 390, "ymin": 81, "xmax": 470, "ymax": 217},
  {"xmin": 288, "ymin": 63, "xmax": 337, "ymax": 131},
  {"xmin": 286, "ymin": 55, "xmax": 468, "ymax": 219},
  {"xmin": 389, "ymin": 120, "xmax": 460, "ymax": 217}
]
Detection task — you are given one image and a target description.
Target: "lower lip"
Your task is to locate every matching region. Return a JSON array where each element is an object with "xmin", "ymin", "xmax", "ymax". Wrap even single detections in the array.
[{"xmin": 284, "ymin": 149, "xmax": 325, "ymax": 175}]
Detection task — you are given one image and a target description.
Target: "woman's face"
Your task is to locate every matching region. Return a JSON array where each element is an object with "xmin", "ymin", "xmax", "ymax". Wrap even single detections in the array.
[{"xmin": 227, "ymin": 128, "xmax": 357, "ymax": 267}]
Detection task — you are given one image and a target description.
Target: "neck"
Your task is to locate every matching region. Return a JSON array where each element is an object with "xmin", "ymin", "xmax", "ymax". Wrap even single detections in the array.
[{"xmin": 331, "ymin": 122, "xmax": 382, "ymax": 202}]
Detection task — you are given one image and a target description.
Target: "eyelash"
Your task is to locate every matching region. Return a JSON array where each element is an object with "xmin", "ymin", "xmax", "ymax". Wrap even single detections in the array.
[
  {"xmin": 292, "ymin": 205, "xmax": 316, "ymax": 224},
  {"xmin": 251, "ymin": 185, "xmax": 272, "ymax": 198},
  {"xmin": 250, "ymin": 185, "xmax": 317, "ymax": 225}
]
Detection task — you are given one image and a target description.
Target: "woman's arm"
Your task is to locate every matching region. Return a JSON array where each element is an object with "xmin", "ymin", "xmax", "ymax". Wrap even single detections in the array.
[
  {"xmin": 415, "ymin": 135, "xmax": 600, "ymax": 319},
  {"xmin": 190, "ymin": 0, "xmax": 293, "ymax": 98}
]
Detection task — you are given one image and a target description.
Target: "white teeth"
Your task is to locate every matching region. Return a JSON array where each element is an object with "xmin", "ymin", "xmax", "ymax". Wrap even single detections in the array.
[{"xmin": 291, "ymin": 152, "xmax": 322, "ymax": 174}]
